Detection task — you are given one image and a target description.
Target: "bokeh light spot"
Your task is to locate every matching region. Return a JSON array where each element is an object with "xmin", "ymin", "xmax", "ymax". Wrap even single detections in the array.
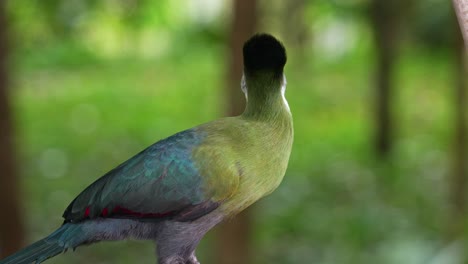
[
  {"xmin": 69, "ymin": 103, "xmax": 100, "ymax": 135},
  {"xmin": 39, "ymin": 148, "xmax": 69, "ymax": 179}
]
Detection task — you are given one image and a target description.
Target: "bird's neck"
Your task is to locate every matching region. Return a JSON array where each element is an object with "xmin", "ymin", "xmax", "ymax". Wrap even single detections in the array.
[{"xmin": 241, "ymin": 77, "xmax": 291, "ymax": 123}]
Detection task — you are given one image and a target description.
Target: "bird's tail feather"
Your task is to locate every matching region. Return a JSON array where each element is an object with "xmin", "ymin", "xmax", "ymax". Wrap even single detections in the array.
[{"xmin": 0, "ymin": 223, "xmax": 85, "ymax": 264}]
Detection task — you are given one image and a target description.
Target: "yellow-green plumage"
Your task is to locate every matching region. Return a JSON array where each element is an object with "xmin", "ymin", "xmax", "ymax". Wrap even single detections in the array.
[{"xmin": 193, "ymin": 79, "xmax": 293, "ymax": 216}]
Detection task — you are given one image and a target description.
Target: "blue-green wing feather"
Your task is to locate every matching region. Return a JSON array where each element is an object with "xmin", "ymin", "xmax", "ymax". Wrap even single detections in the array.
[{"xmin": 63, "ymin": 129, "xmax": 210, "ymax": 222}]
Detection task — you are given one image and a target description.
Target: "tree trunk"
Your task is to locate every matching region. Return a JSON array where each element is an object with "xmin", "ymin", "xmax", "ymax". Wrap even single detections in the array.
[
  {"xmin": 450, "ymin": 0, "xmax": 468, "ymax": 236},
  {"xmin": 215, "ymin": 210, "xmax": 252, "ymax": 264},
  {"xmin": 369, "ymin": 0, "xmax": 399, "ymax": 158},
  {"xmin": 282, "ymin": 0, "xmax": 309, "ymax": 59},
  {"xmin": 216, "ymin": 0, "xmax": 257, "ymax": 263},
  {"xmin": 0, "ymin": 1, "xmax": 25, "ymax": 258},
  {"xmin": 225, "ymin": 0, "xmax": 257, "ymax": 116}
]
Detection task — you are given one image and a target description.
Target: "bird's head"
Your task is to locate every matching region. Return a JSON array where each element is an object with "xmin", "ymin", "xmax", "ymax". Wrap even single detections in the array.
[
  {"xmin": 241, "ymin": 34, "xmax": 289, "ymax": 117},
  {"xmin": 241, "ymin": 33, "xmax": 287, "ymax": 101}
]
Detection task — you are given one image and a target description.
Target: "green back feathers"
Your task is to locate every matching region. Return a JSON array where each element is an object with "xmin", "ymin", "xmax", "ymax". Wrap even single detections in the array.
[{"xmin": 63, "ymin": 129, "xmax": 219, "ymax": 222}]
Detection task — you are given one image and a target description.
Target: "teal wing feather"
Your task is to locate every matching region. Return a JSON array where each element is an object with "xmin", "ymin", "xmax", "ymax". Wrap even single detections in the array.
[{"xmin": 63, "ymin": 128, "xmax": 217, "ymax": 222}]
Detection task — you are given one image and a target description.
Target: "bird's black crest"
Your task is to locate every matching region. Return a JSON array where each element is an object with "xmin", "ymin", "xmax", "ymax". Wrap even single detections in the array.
[{"xmin": 243, "ymin": 33, "xmax": 287, "ymax": 78}]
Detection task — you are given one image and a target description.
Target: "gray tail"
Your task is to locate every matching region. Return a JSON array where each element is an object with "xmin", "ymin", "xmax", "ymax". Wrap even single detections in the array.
[{"xmin": 0, "ymin": 224, "xmax": 85, "ymax": 264}]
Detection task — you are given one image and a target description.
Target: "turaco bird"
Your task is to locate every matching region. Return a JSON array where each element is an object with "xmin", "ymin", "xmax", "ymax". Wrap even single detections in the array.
[{"xmin": 0, "ymin": 33, "xmax": 293, "ymax": 264}]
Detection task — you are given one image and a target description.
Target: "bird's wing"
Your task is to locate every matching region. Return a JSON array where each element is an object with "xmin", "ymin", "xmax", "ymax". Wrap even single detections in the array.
[{"xmin": 63, "ymin": 128, "xmax": 240, "ymax": 223}]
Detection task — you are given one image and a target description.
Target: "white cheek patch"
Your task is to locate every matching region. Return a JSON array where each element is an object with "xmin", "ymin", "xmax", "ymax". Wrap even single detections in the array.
[
  {"xmin": 281, "ymin": 75, "xmax": 290, "ymax": 113},
  {"xmin": 241, "ymin": 74, "xmax": 248, "ymax": 101}
]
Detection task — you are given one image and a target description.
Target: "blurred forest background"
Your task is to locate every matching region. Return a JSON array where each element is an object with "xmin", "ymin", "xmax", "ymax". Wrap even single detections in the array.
[{"xmin": 0, "ymin": 0, "xmax": 467, "ymax": 263}]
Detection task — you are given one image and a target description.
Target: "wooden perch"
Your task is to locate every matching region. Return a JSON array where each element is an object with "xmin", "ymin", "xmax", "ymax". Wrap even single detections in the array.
[{"xmin": 453, "ymin": 0, "xmax": 468, "ymax": 48}]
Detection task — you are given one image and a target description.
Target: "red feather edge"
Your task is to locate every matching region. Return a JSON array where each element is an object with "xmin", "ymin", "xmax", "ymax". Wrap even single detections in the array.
[{"xmin": 83, "ymin": 205, "xmax": 174, "ymax": 219}]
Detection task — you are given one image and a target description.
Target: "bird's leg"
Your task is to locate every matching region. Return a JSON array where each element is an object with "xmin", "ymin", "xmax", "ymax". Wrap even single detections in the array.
[{"xmin": 185, "ymin": 252, "xmax": 200, "ymax": 264}]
